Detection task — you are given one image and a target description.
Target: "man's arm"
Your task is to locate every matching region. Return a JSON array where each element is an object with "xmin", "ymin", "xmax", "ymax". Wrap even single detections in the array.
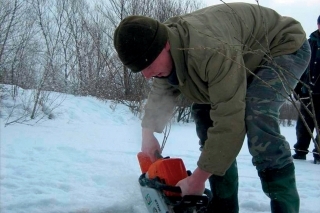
[
  {"xmin": 198, "ymin": 46, "xmax": 247, "ymax": 176},
  {"xmin": 141, "ymin": 78, "xmax": 180, "ymax": 161},
  {"xmin": 177, "ymin": 46, "xmax": 246, "ymax": 196}
]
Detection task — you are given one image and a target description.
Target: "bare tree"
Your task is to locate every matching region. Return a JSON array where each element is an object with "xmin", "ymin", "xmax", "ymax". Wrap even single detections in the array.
[{"xmin": 0, "ymin": 0, "xmax": 40, "ymax": 93}]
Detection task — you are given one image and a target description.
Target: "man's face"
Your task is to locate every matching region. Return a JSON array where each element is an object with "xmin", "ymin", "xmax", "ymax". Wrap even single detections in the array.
[{"xmin": 141, "ymin": 42, "xmax": 173, "ymax": 79}]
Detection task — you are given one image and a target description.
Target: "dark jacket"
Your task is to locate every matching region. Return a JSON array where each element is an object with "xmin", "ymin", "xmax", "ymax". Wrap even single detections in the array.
[
  {"xmin": 295, "ymin": 30, "xmax": 320, "ymax": 97},
  {"xmin": 142, "ymin": 3, "xmax": 306, "ymax": 175}
]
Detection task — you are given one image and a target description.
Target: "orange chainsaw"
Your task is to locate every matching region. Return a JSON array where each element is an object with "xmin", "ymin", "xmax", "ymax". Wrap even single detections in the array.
[{"xmin": 137, "ymin": 152, "xmax": 212, "ymax": 213}]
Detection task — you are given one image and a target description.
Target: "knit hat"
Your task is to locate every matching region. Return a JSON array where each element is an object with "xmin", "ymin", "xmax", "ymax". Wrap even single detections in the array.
[
  {"xmin": 113, "ymin": 16, "xmax": 168, "ymax": 72},
  {"xmin": 318, "ymin": 15, "xmax": 320, "ymax": 24}
]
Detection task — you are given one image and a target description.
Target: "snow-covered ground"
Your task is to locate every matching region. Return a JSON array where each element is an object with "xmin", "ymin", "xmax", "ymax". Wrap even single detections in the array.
[{"xmin": 1, "ymin": 85, "xmax": 319, "ymax": 213}]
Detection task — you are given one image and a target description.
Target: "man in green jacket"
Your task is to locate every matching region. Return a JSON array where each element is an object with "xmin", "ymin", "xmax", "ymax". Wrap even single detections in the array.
[{"xmin": 114, "ymin": 3, "xmax": 311, "ymax": 213}]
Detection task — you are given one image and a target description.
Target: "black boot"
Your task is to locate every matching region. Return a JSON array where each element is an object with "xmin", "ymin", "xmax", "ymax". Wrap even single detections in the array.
[
  {"xmin": 258, "ymin": 163, "xmax": 299, "ymax": 213},
  {"xmin": 313, "ymin": 148, "xmax": 320, "ymax": 164},
  {"xmin": 206, "ymin": 160, "xmax": 239, "ymax": 213},
  {"xmin": 292, "ymin": 153, "xmax": 306, "ymax": 160}
]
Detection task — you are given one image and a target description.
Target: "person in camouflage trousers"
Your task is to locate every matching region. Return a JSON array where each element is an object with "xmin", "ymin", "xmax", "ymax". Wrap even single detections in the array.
[
  {"xmin": 113, "ymin": 3, "xmax": 311, "ymax": 213},
  {"xmin": 190, "ymin": 40, "xmax": 311, "ymax": 212},
  {"xmin": 293, "ymin": 15, "xmax": 320, "ymax": 163}
]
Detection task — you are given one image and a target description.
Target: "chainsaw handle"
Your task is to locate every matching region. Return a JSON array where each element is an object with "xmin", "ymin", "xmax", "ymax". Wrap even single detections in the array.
[
  {"xmin": 138, "ymin": 173, "xmax": 212, "ymax": 200},
  {"xmin": 139, "ymin": 173, "xmax": 181, "ymax": 193}
]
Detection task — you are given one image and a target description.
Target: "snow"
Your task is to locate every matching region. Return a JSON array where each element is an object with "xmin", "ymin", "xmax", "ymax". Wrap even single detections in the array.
[{"xmin": 1, "ymin": 85, "xmax": 319, "ymax": 213}]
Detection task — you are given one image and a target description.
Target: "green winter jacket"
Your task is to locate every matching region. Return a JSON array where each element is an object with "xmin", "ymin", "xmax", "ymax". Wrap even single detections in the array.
[{"xmin": 141, "ymin": 3, "xmax": 306, "ymax": 175}]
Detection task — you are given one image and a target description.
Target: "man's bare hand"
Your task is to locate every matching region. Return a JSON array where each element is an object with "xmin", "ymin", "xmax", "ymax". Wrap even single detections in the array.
[
  {"xmin": 176, "ymin": 167, "xmax": 212, "ymax": 196},
  {"xmin": 141, "ymin": 128, "xmax": 162, "ymax": 162}
]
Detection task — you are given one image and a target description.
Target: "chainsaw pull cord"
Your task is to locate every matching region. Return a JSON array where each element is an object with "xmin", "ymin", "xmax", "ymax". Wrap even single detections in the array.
[
  {"xmin": 160, "ymin": 122, "xmax": 171, "ymax": 152},
  {"xmin": 154, "ymin": 149, "xmax": 163, "ymax": 160}
]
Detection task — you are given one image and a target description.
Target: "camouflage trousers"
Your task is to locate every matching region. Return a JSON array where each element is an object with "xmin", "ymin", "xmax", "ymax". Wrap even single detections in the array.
[{"xmin": 246, "ymin": 40, "xmax": 311, "ymax": 171}]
